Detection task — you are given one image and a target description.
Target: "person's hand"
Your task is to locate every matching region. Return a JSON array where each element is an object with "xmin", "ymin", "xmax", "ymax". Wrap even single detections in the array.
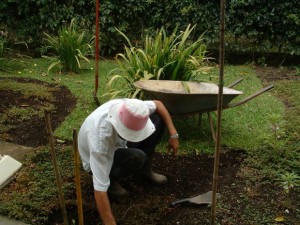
[{"xmin": 167, "ymin": 138, "xmax": 179, "ymax": 156}]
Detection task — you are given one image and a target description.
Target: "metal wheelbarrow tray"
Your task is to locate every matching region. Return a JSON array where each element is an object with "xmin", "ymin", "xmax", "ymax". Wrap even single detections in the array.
[{"xmin": 134, "ymin": 79, "xmax": 274, "ymax": 115}]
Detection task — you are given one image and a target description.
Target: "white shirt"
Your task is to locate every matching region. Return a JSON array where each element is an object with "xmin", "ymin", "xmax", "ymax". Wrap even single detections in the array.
[{"xmin": 78, "ymin": 99, "xmax": 156, "ymax": 192}]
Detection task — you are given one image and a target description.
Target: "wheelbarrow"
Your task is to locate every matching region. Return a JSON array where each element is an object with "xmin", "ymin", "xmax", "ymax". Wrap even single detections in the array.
[
  {"xmin": 134, "ymin": 79, "xmax": 274, "ymax": 141},
  {"xmin": 134, "ymin": 79, "xmax": 273, "ymax": 115}
]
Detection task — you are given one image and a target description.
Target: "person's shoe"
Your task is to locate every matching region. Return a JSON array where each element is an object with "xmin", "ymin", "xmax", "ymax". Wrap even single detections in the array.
[
  {"xmin": 143, "ymin": 169, "xmax": 168, "ymax": 185},
  {"xmin": 108, "ymin": 180, "xmax": 129, "ymax": 196}
]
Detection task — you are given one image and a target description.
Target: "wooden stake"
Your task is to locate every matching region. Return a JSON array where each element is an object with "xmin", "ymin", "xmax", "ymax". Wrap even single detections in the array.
[
  {"xmin": 93, "ymin": 0, "xmax": 100, "ymax": 106},
  {"xmin": 211, "ymin": 0, "xmax": 225, "ymax": 224},
  {"xmin": 44, "ymin": 110, "xmax": 69, "ymax": 225},
  {"xmin": 73, "ymin": 129, "xmax": 84, "ymax": 225}
]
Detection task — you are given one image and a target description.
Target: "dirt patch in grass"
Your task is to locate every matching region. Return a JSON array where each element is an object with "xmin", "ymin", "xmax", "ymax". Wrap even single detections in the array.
[
  {"xmin": 0, "ymin": 77, "xmax": 76, "ymax": 147},
  {"xmin": 0, "ymin": 69, "xmax": 299, "ymax": 225},
  {"xmin": 255, "ymin": 66, "xmax": 300, "ymax": 82}
]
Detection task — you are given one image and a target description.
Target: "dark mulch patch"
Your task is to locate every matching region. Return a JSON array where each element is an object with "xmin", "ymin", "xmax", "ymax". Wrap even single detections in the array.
[
  {"xmin": 46, "ymin": 150, "xmax": 245, "ymax": 225},
  {"xmin": 0, "ymin": 77, "xmax": 76, "ymax": 147},
  {"xmin": 255, "ymin": 66, "xmax": 300, "ymax": 83}
]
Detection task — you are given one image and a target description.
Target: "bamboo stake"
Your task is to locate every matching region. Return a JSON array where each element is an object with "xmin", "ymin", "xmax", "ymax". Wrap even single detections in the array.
[
  {"xmin": 93, "ymin": 0, "xmax": 100, "ymax": 106},
  {"xmin": 73, "ymin": 129, "xmax": 84, "ymax": 225},
  {"xmin": 211, "ymin": 0, "xmax": 225, "ymax": 224},
  {"xmin": 44, "ymin": 110, "xmax": 69, "ymax": 225}
]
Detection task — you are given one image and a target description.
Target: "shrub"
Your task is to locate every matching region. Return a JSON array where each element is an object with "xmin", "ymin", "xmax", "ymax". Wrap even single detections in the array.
[
  {"xmin": 0, "ymin": 30, "xmax": 29, "ymax": 71},
  {"xmin": 0, "ymin": 36, "xmax": 9, "ymax": 70},
  {"xmin": 1, "ymin": 0, "xmax": 299, "ymax": 56},
  {"xmin": 43, "ymin": 19, "xmax": 94, "ymax": 74},
  {"xmin": 104, "ymin": 24, "xmax": 211, "ymax": 99}
]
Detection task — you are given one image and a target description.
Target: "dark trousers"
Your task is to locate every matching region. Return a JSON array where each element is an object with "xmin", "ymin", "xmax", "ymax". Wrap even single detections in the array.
[{"xmin": 110, "ymin": 113, "xmax": 165, "ymax": 179}]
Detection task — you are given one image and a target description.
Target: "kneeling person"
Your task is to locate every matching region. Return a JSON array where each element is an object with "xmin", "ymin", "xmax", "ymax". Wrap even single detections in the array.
[{"xmin": 78, "ymin": 98, "xmax": 179, "ymax": 224}]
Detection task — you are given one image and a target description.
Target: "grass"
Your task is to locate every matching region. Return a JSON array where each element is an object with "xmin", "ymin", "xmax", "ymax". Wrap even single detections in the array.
[
  {"xmin": 0, "ymin": 146, "xmax": 76, "ymax": 224},
  {"xmin": 158, "ymin": 65, "xmax": 284, "ymax": 154},
  {"xmin": 246, "ymin": 78, "xmax": 300, "ymax": 177},
  {"xmin": 0, "ymin": 58, "xmax": 285, "ymax": 153},
  {"xmin": 218, "ymin": 75, "xmax": 300, "ymax": 225},
  {"xmin": 209, "ymin": 66, "xmax": 284, "ymax": 150},
  {"xmin": 0, "ymin": 77, "xmax": 57, "ymax": 132},
  {"xmin": 0, "ymin": 79, "xmax": 57, "ymax": 100}
]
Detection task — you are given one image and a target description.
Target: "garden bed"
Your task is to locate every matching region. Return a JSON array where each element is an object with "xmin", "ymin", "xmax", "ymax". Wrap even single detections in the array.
[{"xmin": 0, "ymin": 66, "xmax": 299, "ymax": 224}]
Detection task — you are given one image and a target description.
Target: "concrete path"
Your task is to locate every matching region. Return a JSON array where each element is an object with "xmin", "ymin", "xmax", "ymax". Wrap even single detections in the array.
[
  {"xmin": 0, "ymin": 141, "xmax": 36, "ymax": 162},
  {"xmin": 0, "ymin": 141, "xmax": 35, "ymax": 225},
  {"xmin": 0, "ymin": 215, "xmax": 29, "ymax": 225}
]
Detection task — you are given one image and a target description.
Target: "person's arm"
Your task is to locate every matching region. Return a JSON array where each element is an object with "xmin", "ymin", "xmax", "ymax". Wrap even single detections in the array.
[
  {"xmin": 89, "ymin": 123, "xmax": 117, "ymax": 224},
  {"xmin": 153, "ymin": 100, "xmax": 179, "ymax": 155},
  {"xmin": 94, "ymin": 190, "xmax": 117, "ymax": 225}
]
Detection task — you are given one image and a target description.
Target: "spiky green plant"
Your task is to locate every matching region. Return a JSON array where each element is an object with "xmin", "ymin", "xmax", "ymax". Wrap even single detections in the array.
[
  {"xmin": 277, "ymin": 172, "xmax": 300, "ymax": 193},
  {"xmin": 0, "ymin": 34, "xmax": 30, "ymax": 71},
  {"xmin": 0, "ymin": 38, "xmax": 9, "ymax": 70},
  {"xmin": 0, "ymin": 38, "xmax": 6, "ymax": 57},
  {"xmin": 104, "ymin": 24, "xmax": 210, "ymax": 99},
  {"xmin": 44, "ymin": 18, "xmax": 94, "ymax": 74}
]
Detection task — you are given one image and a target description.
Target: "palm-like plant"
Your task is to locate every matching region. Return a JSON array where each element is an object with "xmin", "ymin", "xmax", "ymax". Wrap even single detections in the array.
[
  {"xmin": 44, "ymin": 19, "xmax": 94, "ymax": 74},
  {"xmin": 105, "ymin": 24, "xmax": 211, "ymax": 99},
  {"xmin": 0, "ymin": 33, "xmax": 29, "ymax": 71},
  {"xmin": 0, "ymin": 38, "xmax": 9, "ymax": 70}
]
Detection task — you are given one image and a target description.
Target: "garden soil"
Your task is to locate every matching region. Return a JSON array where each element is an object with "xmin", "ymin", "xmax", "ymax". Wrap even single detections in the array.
[{"xmin": 0, "ymin": 67, "xmax": 299, "ymax": 225}]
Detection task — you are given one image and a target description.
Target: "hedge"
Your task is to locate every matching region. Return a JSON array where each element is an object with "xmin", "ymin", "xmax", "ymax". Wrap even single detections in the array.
[{"xmin": 0, "ymin": 0, "xmax": 299, "ymax": 56}]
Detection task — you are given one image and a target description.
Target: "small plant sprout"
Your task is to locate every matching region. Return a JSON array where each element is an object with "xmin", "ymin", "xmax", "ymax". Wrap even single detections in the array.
[
  {"xmin": 277, "ymin": 172, "xmax": 300, "ymax": 194},
  {"xmin": 267, "ymin": 113, "xmax": 285, "ymax": 139}
]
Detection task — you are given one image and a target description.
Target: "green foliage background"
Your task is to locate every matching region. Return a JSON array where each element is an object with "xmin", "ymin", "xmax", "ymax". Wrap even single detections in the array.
[{"xmin": 0, "ymin": 0, "xmax": 299, "ymax": 55}]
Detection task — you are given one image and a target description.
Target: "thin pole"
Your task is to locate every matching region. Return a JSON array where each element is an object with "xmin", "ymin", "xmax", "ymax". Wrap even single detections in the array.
[
  {"xmin": 211, "ymin": 0, "xmax": 225, "ymax": 224},
  {"xmin": 44, "ymin": 110, "xmax": 69, "ymax": 225},
  {"xmin": 73, "ymin": 129, "xmax": 84, "ymax": 225},
  {"xmin": 93, "ymin": 0, "xmax": 100, "ymax": 106}
]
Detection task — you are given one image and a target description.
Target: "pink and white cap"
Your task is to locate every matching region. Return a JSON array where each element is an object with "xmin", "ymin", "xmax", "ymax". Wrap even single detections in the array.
[{"xmin": 109, "ymin": 99, "xmax": 155, "ymax": 142}]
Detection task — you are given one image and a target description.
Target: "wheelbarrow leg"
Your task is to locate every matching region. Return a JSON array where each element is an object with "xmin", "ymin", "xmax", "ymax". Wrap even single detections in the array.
[
  {"xmin": 207, "ymin": 112, "xmax": 216, "ymax": 143},
  {"xmin": 198, "ymin": 113, "xmax": 203, "ymax": 129}
]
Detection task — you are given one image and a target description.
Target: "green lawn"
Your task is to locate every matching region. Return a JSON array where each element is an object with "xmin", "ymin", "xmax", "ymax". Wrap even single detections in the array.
[{"xmin": 0, "ymin": 58, "xmax": 284, "ymax": 154}]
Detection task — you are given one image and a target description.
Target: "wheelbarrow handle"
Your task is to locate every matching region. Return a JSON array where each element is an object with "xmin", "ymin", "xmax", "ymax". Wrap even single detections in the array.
[
  {"xmin": 226, "ymin": 84, "xmax": 274, "ymax": 109},
  {"xmin": 226, "ymin": 78, "xmax": 244, "ymax": 88}
]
